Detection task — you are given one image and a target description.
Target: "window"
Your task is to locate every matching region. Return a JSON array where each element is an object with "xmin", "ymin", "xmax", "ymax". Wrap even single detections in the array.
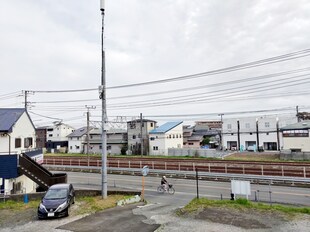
[
  {"xmin": 266, "ymin": 132, "xmax": 269, "ymax": 135},
  {"xmin": 15, "ymin": 138, "xmax": 21, "ymax": 148},
  {"xmin": 150, "ymin": 123, "xmax": 153, "ymax": 127},
  {"xmin": 169, "ymin": 135, "xmax": 171, "ymax": 139},
  {"xmin": 231, "ymin": 133, "xmax": 234, "ymax": 135},
  {"xmin": 250, "ymin": 133, "xmax": 252, "ymax": 135},
  {"xmin": 24, "ymin": 138, "xmax": 33, "ymax": 148},
  {"xmin": 49, "ymin": 134, "xmax": 53, "ymax": 137},
  {"xmin": 107, "ymin": 145, "xmax": 111, "ymax": 150},
  {"xmin": 245, "ymin": 123, "xmax": 250, "ymax": 129},
  {"xmin": 150, "ymin": 137, "xmax": 155, "ymax": 141},
  {"xmin": 189, "ymin": 142, "xmax": 194, "ymax": 145},
  {"xmin": 70, "ymin": 146, "xmax": 72, "ymax": 149},
  {"xmin": 47, "ymin": 128, "xmax": 53, "ymax": 132},
  {"xmin": 265, "ymin": 122, "xmax": 270, "ymax": 128},
  {"xmin": 133, "ymin": 135, "xmax": 136, "ymax": 139},
  {"xmin": 75, "ymin": 146, "xmax": 80, "ymax": 149},
  {"xmin": 153, "ymin": 146, "xmax": 158, "ymax": 151},
  {"xmin": 130, "ymin": 122, "xmax": 136, "ymax": 129},
  {"xmin": 99, "ymin": 145, "xmax": 102, "ymax": 149},
  {"xmin": 173, "ymin": 134, "xmax": 175, "ymax": 138},
  {"xmin": 180, "ymin": 134, "xmax": 182, "ymax": 138},
  {"xmin": 227, "ymin": 124, "xmax": 232, "ymax": 129},
  {"xmin": 176, "ymin": 134, "xmax": 179, "ymax": 138}
]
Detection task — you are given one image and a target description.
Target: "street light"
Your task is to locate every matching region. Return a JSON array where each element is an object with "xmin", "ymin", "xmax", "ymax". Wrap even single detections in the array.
[{"xmin": 237, "ymin": 120, "xmax": 240, "ymax": 151}]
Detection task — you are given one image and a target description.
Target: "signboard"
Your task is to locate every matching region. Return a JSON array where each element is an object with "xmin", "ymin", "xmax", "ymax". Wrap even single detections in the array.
[{"xmin": 231, "ymin": 180, "xmax": 251, "ymax": 197}]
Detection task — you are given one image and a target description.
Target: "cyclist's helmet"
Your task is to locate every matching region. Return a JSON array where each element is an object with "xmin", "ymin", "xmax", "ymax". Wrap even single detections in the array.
[{"xmin": 163, "ymin": 176, "xmax": 166, "ymax": 179}]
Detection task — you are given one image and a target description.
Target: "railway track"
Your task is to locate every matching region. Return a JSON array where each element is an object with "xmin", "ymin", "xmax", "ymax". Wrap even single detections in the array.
[{"xmin": 43, "ymin": 156, "xmax": 310, "ymax": 178}]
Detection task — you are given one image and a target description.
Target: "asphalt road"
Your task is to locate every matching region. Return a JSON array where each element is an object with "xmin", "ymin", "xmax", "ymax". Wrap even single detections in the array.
[{"xmin": 64, "ymin": 172, "xmax": 310, "ymax": 207}]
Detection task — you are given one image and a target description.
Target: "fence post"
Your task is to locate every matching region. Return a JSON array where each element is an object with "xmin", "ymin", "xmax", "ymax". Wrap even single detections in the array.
[
  {"xmin": 152, "ymin": 161, "xmax": 154, "ymax": 170},
  {"xmin": 178, "ymin": 162, "xmax": 180, "ymax": 171},
  {"xmin": 304, "ymin": 167, "xmax": 306, "ymax": 178},
  {"xmin": 225, "ymin": 164, "xmax": 227, "ymax": 173},
  {"xmin": 79, "ymin": 159, "xmax": 80, "ymax": 166},
  {"xmin": 193, "ymin": 163, "xmax": 195, "ymax": 171},
  {"xmin": 62, "ymin": 159, "xmax": 63, "ymax": 166},
  {"xmin": 261, "ymin": 165, "xmax": 264, "ymax": 176},
  {"xmin": 53, "ymin": 159, "xmax": 55, "ymax": 165},
  {"xmin": 208, "ymin": 163, "xmax": 211, "ymax": 173},
  {"xmin": 243, "ymin": 164, "xmax": 245, "ymax": 174},
  {"xmin": 196, "ymin": 168, "xmax": 199, "ymax": 199},
  {"xmin": 165, "ymin": 162, "xmax": 167, "ymax": 170},
  {"xmin": 70, "ymin": 159, "xmax": 72, "ymax": 166},
  {"xmin": 281, "ymin": 166, "xmax": 284, "ymax": 176},
  {"xmin": 140, "ymin": 161, "xmax": 142, "ymax": 169},
  {"xmin": 118, "ymin": 160, "xmax": 120, "ymax": 168},
  {"xmin": 129, "ymin": 161, "xmax": 131, "ymax": 169}
]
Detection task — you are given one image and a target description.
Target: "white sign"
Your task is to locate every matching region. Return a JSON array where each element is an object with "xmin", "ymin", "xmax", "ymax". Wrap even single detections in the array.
[
  {"xmin": 231, "ymin": 180, "xmax": 251, "ymax": 196},
  {"xmin": 141, "ymin": 166, "xmax": 149, "ymax": 176}
]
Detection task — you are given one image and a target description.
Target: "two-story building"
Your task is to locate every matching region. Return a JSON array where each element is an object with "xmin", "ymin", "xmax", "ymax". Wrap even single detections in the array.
[
  {"xmin": 127, "ymin": 119, "xmax": 157, "ymax": 155},
  {"xmin": 46, "ymin": 122, "xmax": 74, "ymax": 152},
  {"xmin": 67, "ymin": 126, "xmax": 91, "ymax": 153},
  {"xmin": 82, "ymin": 128, "xmax": 127, "ymax": 155},
  {"xmin": 0, "ymin": 108, "xmax": 40, "ymax": 194},
  {"xmin": 281, "ymin": 120, "xmax": 310, "ymax": 152},
  {"xmin": 222, "ymin": 115, "xmax": 297, "ymax": 151},
  {"xmin": 149, "ymin": 121, "xmax": 183, "ymax": 156}
]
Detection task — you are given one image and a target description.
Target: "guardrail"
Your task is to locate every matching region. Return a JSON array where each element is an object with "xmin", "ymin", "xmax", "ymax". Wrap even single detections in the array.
[{"xmin": 43, "ymin": 164, "xmax": 310, "ymax": 184}]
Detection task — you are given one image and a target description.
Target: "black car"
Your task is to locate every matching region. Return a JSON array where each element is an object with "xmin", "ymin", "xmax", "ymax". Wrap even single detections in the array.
[{"xmin": 38, "ymin": 183, "xmax": 75, "ymax": 219}]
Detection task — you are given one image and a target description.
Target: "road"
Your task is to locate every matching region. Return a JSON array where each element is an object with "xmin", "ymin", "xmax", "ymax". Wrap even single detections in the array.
[{"xmin": 65, "ymin": 171, "xmax": 310, "ymax": 207}]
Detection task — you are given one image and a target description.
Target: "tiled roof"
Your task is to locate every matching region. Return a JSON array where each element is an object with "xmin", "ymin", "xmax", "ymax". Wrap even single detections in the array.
[
  {"xmin": 67, "ymin": 126, "xmax": 91, "ymax": 137},
  {"xmin": 0, "ymin": 108, "xmax": 26, "ymax": 132},
  {"xmin": 150, "ymin": 121, "xmax": 183, "ymax": 134}
]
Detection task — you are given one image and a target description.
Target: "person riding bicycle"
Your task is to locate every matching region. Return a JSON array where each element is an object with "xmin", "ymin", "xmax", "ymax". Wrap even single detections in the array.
[{"xmin": 161, "ymin": 176, "xmax": 168, "ymax": 191}]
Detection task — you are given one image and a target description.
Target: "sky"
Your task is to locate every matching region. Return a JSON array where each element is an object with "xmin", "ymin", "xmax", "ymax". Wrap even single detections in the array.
[{"xmin": 1, "ymin": 0, "xmax": 310, "ymax": 129}]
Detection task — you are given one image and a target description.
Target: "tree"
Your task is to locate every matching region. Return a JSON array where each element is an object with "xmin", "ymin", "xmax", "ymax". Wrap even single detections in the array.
[{"xmin": 201, "ymin": 137, "xmax": 210, "ymax": 146}]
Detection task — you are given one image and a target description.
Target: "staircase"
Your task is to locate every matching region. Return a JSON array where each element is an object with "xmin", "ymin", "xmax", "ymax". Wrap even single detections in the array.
[{"xmin": 18, "ymin": 153, "xmax": 67, "ymax": 191}]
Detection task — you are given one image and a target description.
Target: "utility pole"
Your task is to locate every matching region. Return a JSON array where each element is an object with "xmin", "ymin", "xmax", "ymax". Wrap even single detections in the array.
[
  {"xmin": 140, "ymin": 113, "xmax": 143, "ymax": 156},
  {"xmin": 296, "ymin": 105, "xmax": 300, "ymax": 122},
  {"xmin": 237, "ymin": 120, "xmax": 240, "ymax": 151},
  {"xmin": 99, "ymin": 0, "xmax": 107, "ymax": 199},
  {"xmin": 85, "ymin": 105, "xmax": 96, "ymax": 165},
  {"xmin": 23, "ymin": 90, "xmax": 33, "ymax": 111},
  {"xmin": 256, "ymin": 118, "xmax": 260, "ymax": 152},
  {"xmin": 218, "ymin": 114, "xmax": 224, "ymax": 150},
  {"xmin": 276, "ymin": 117, "xmax": 280, "ymax": 151}
]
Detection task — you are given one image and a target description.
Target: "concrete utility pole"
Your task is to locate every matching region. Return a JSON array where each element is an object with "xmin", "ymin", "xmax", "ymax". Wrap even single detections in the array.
[
  {"xmin": 237, "ymin": 120, "xmax": 240, "ymax": 151},
  {"xmin": 218, "ymin": 114, "xmax": 224, "ymax": 149},
  {"xmin": 296, "ymin": 105, "xmax": 300, "ymax": 122},
  {"xmin": 140, "ymin": 113, "xmax": 143, "ymax": 156},
  {"xmin": 23, "ymin": 90, "xmax": 33, "ymax": 111},
  {"xmin": 256, "ymin": 118, "xmax": 260, "ymax": 152},
  {"xmin": 85, "ymin": 105, "xmax": 96, "ymax": 164},
  {"xmin": 99, "ymin": 0, "xmax": 107, "ymax": 199}
]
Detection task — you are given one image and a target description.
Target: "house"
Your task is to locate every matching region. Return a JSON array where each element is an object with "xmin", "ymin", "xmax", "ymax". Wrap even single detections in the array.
[
  {"xmin": 280, "ymin": 120, "xmax": 310, "ymax": 152},
  {"xmin": 222, "ymin": 115, "xmax": 297, "ymax": 151},
  {"xmin": 0, "ymin": 108, "xmax": 43, "ymax": 194},
  {"xmin": 82, "ymin": 128, "xmax": 127, "ymax": 155},
  {"xmin": 127, "ymin": 119, "xmax": 157, "ymax": 155},
  {"xmin": 149, "ymin": 121, "xmax": 183, "ymax": 156},
  {"xmin": 67, "ymin": 126, "xmax": 91, "ymax": 154},
  {"xmin": 46, "ymin": 122, "xmax": 75, "ymax": 152},
  {"xmin": 0, "ymin": 108, "xmax": 36, "ymax": 154},
  {"xmin": 35, "ymin": 127, "xmax": 47, "ymax": 149}
]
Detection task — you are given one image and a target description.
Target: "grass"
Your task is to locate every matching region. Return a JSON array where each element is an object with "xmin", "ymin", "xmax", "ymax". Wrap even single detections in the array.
[
  {"xmin": 75, "ymin": 195, "xmax": 132, "ymax": 215},
  {"xmin": 178, "ymin": 198, "xmax": 310, "ymax": 216},
  {"xmin": 0, "ymin": 195, "xmax": 132, "ymax": 215},
  {"xmin": 0, "ymin": 199, "xmax": 40, "ymax": 211}
]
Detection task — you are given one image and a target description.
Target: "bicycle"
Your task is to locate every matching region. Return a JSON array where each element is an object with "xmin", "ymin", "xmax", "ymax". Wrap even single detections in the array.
[{"xmin": 157, "ymin": 183, "xmax": 175, "ymax": 195}]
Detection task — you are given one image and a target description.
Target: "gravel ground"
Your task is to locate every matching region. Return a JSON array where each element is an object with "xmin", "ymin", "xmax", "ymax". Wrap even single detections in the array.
[{"xmin": 1, "ymin": 202, "xmax": 310, "ymax": 232}]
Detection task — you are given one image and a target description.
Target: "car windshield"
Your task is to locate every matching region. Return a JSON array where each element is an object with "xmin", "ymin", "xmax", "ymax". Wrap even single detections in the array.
[{"xmin": 44, "ymin": 188, "xmax": 68, "ymax": 200}]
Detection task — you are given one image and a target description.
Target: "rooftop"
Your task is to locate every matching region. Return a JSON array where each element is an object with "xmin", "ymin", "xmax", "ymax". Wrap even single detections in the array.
[
  {"xmin": 0, "ymin": 108, "xmax": 27, "ymax": 132},
  {"xmin": 150, "ymin": 121, "xmax": 183, "ymax": 134},
  {"xmin": 280, "ymin": 120, "xmax": 310, "ymax": 130}
]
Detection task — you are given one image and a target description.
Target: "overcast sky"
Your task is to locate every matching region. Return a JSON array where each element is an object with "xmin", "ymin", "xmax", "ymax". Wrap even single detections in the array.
[{"xmin": 1, "ymin": 0, "xmax": 310, "ymax": 128}]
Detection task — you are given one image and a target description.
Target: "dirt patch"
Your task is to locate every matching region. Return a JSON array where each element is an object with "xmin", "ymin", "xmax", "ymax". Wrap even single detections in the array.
[
  {"xmin": 178, "ymin": 206, "xmax": 290, "ymax": 229},
  {"xmin": 226, "ymin": 152, "xmax": 280, "ymax": 161},
  {"xmin": 0, "ymin": 208, "xmax": 37, "ymax": 228}
]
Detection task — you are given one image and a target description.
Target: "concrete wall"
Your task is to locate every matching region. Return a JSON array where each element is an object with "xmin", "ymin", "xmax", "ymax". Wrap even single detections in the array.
[
  {"xmin": 280, "ymin": 150, "xmax": 310, "ymax": 161},
  {"xmin": 168, "ymin": 148, "xmax": 228, "ymax": 158},
  {"xmin": 282, "ymin": 136, "xmax": 310, "ymax": 152}
]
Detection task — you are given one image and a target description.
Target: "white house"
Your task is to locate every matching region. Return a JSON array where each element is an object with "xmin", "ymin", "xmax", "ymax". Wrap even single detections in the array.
[
  {"xmin": 149, "ymin": 121, "xmax": 183, "ymax": 156},
  {"xmin": 0, "ymin": 108, "xmax": 39, "ymax": 194},
  {"xmin": 67, "ymin": 127, "xmax": 90, "ymax": 153},
  {"xmin": 281, "ymin": 120, "xmax": 310, "ymax": 152},
  {"xmin": 222, "ymin": 115, "xmax": 297, "ymax": 151},
  {"xmin": 46, "ymin": 122, "xmax": 75, "ymax": 152}
]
